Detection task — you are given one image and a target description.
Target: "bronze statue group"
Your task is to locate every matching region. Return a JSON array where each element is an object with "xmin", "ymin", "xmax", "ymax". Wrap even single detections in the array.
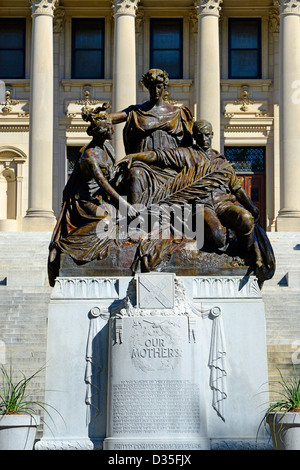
[{"xmin": 48, "ymin": 69, "xmax": 275, "ymax": 287}]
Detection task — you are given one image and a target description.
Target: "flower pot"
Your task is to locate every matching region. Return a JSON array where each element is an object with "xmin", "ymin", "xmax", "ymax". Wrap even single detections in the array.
[
  {"xmin": 0, "ymin": 414, "xmax": 40, "ymax": 450},
  {"xmin": 266, "ymin": 412, "xmax": 300, "ymax": 450}
]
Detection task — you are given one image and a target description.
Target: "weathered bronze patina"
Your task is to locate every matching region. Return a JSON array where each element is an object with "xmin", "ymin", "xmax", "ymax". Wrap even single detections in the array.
[{"xmin": 48, "ymin": 69, "xmax": 275, "ymax": 287}]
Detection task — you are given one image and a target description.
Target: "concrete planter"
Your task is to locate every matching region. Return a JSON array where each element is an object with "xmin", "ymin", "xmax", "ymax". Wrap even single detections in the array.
[
  {"xmin": 0, "ymin": 414, "xmax": 40, "ymax": 450},
  {"xmin": 266, "ymin": 412, "xmax": 300, "ymax": 450}
]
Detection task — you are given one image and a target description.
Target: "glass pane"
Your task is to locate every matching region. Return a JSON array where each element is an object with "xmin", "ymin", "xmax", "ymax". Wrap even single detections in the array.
[
  {"xmin": 151, "ymin": 50, "xmax": 181, "ymax": 79},
  {"xmin": 0, "ymin": 50, "xmax": 24, "ymax": 79},
  {"xmin": 230, "ymin": 21, "xmax": 259, "ymax": 49},
  {"xmin": 0, "ymin": 20, "xmax": 25, "ymax": 49},
  {"xmin": 152, "ymin": 21, "xmax": 181, "ymax": 49},
  {"xmin": 73, "ymin": 50, "xmax": 103, "ymax": 79},
  {"xmin": 224, "ymin": 147, "xmax": 265, "ymax": 173},
  {"xmin": 73, "ymin": 20, "xmax": 104, "ymax": 49},
  {"xmin": 230, "ymin": 50, "xmax": 259, "ymax": 78}
]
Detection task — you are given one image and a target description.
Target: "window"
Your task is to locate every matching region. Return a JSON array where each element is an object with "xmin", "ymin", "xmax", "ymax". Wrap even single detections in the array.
[
  {"xmin": 0, "ymin": 19, "xmax": 26, "ymax": 79},
  {"xmin": 224, "ymin": 146, "xmax": 266, "ymax": 227},
  {"xmin": 224, "ymin": 146, "xmax": 265, "ymax": 173},
  {"xmin": 228, "ymin": 18, "xmax": 261, "ymax": 79},
  {"xmin": 71, "ymin": 19, "xmax": 104, "ymax": 79},
  {"xmin": 150, "ymin": 19, "xmax": 183, "ymax": 79}
]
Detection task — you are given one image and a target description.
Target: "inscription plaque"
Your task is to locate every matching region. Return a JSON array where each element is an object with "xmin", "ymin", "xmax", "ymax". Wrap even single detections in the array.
[
  {"xmin": 104, "ymin": 313, "xmax": 210, "ymax": 450},
  {"xmin": 130, "ymin": 318, "xmax": 182, "ymax": 372},
  {"xmin": 112, "ymin": 380, "xmax": 201, "ymax": 435}
]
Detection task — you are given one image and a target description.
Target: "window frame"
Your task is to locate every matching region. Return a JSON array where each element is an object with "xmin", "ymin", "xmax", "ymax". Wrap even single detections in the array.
[
  {"xmin": 71, "ymin": 18, "xmax": 105, "ymax": 80},
  {"xmin": 149, "ymin": 18, "xmax": 183, "ymax": 80},
  {"xmin": 0, "ymin": 18, "xmax": 26, "ymax": 79},
  {"xmin": 228, "ymin": 18, "xmax": 262, "ymax": 80}
]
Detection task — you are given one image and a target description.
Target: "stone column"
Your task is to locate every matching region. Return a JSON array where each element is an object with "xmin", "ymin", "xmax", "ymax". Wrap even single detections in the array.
[
  {"xmin": 195, "ymin": 0, "xmax": 222, "ymax": 150},
  {"xmin": 23, "ymin": 0, "xmax": 57, "ymax": 231},
  {"xmin": 112, "ymin": 0, "xmax": 140, "ymax": 162},
  {"xmin": 276, "ymin": 0, "xmax": 300, "ymax": 231}
]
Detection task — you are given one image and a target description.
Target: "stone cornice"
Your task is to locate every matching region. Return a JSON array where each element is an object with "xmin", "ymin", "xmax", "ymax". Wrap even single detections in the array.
[
  {"xmin": 279, "ymin": 0, "xmax": 300, "ymax": 15},
  {"xmin": 112, "ymin": 0, "xmax": 140, "ymax": 17},
  {"xmin": 194, "ymin": 0, "xmax": 222, "ymax": 17},
  {"xmin": 30, "ymin": 0, "xmax": 58, "ymax": 17}
]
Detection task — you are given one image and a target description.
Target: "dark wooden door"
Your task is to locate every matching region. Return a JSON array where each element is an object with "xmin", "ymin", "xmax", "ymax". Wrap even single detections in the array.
[{"xmin": 240, "ymin": 174, "xmax": 265, "ymax": 229}]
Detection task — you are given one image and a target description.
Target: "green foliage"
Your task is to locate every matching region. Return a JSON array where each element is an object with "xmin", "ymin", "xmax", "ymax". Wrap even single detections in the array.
[
  {"xmin": 266, "ymin": 368, "xmax": 300, "ymax": 415},
  {"xmin": 0, "ymin": 364, "xmax": 52, "ymax": 420}
]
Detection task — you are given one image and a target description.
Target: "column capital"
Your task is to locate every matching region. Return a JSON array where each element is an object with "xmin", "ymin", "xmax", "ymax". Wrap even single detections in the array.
[
  {"xmin": 30, "ymin": 0, "xmax": 58, "ymax": 17},
  {"xmin": 194, "ymin": 0, "xmax": 222, "ymax": 17},
  {"xmin": 279, "ymin": 0, "xmax": 300, "ymax": 16},
  {"xmin": 112, "ymin": 0, "xmax": 140, "ymax": 17}
]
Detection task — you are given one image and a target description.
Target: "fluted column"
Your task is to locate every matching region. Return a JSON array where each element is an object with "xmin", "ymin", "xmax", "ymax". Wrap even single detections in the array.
[
  {"xmin": 112, "ymin": 0, "xmax": 140, "ymax": 161},
  {"xmin": 195, "ymin": 0, "xmax": 222, "ymax": 150},
  {"xmin": 23, "ymin": 0, "xmax": 57, "ymax": 231},
  {"xmin": 276, "ymin": 0, "xmax": 300, "ymax": 231}
]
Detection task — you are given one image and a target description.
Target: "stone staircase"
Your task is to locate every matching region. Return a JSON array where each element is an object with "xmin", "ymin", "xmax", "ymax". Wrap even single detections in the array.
[
  {"xmin": 261, "ymin": 232, "xmax": 300, "ymax": 391},
  {"xmin": 0, "ymin": 232, "xmax": 52, "ymax": 412}
]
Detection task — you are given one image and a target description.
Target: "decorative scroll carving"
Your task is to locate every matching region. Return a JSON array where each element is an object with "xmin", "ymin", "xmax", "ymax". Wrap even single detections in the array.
[
  {"xmin": 112, "ymin": 0, "xmax": 140, "ymax": 16},
  {"xmin": 279, "ymin": 0, "xmax": 300, "ymax": 15},
  {"xmin": 1, "ymin": 91, "xmax": 19, "ymax": 114},
  {"xmin": 53, "ymin": 7, "xmax": 65, "ymax": 33},
  {"xmin": 195, "ymin": 0, "xmax": 223, "ymax": 16},
  {"xmin": 30, "ymin": 0, "xmax": 58, "ymax": 16},
  {"xmin": 270, "ymin": 2, "xmax": 280, "ymax": 32},
  {"xmin": 74, "ymin": 90, "xmax": 108, "ymax": 116},
  {"xmin": 234, "ymin": 87, "xmax": 255, "ymax": 112}
]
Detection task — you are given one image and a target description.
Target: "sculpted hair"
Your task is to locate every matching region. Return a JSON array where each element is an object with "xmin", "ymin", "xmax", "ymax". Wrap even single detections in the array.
[
  {"xmin": 193, "ymin": 119, "xmax": 213, "ymax": 134},
  {"xmin": 141, "ymin": 69, "xmax": 169, "ymax": 89}
]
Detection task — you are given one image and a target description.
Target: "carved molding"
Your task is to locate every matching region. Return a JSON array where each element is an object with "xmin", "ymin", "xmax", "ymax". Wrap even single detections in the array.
[
  {"xmin": 30, "ymin": 0, "xmax": 58, "ymax": 16},
  {"xmin": 112, "ymin": 0, "xmax": 140, "ymax": 17},
  {"xmin": 1, "ymin": 91, "xmax": 19, "ymax": 114},
  {"xmin": 194, "ymin": 0, "xmax": 223, "ymax": 17},
  {"xmin": 279, "ymin": 0, "xmax": 300, "ymax": 15},
  {"xmin": 193, "ymin": 276, "xmax": 262, "ymax": 299},
  {"xmin": 53, "ymin": 7, "xmax": 65, "ymax": 33},
  {"xmin": 35, "ymin": 438, "xmax": 98, "ymax": 450},
  {"xmin": 52, "ymin": 277, "xmax": 119, "ymax": 299}
]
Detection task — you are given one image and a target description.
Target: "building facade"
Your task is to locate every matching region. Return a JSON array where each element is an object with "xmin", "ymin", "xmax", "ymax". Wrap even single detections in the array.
[{"xmin": 0, "ymin": 0, "xmax": 300, "ymax": 234}]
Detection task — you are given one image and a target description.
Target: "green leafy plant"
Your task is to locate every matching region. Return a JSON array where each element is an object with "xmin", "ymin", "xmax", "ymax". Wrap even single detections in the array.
[
  {"xmin": 259, "ymin": 368, "xmax": 300, "ymax": 448},
  {"xmin": 0, "ymin": 364, "xmax": 54, "ymax": 422},
  {"xmin": 266, "ymin": 368, "xmax": 300, "ymax": 415}
]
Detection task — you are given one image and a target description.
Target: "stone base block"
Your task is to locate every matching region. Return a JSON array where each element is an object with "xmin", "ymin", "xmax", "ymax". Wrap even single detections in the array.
[{"xmin": 36, "ymin": 273, "xmax": 270, "ymax": 451}]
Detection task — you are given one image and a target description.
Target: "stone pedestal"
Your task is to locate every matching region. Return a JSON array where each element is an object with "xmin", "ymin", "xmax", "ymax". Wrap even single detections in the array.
[
  {"xmin": 104, "ymin": 274, "xmax": 210, "ymax": 450},
  {"xmin": 36, "ymin": 273, "xmax": 271, "ymax": 450}
]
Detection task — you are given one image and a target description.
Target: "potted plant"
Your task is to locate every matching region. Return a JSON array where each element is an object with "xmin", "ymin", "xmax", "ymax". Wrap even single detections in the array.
[
  {"xmin": 264, "ymin": 369, "xmax": 300, "ymax": 450},
  {"xmin": 0, "ymin": 364, "xmax": 52, "ymax": 450}
]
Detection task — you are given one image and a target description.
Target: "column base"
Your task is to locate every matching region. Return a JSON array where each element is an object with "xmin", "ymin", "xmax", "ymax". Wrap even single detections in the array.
[
  {"xmin": 276, "ymin": 211, "xmax": 300, "ymax": 231},
  {"xmin": 22, "ymin": 210, "xmax": 56, "ymax": 232}
]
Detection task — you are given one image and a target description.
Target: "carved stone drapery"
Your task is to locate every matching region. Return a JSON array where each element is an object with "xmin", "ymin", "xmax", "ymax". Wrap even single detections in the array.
[
  {"xmin": 112, "ymin": 0, "xmax": 140, "ymax": 17},
  {"xmin": 30, "ymin": 0, "xmax": 58, "ymax": 16},
  {"xmin": 194, "ymin": 0, "xmax": 223, "ymax": 17}
]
